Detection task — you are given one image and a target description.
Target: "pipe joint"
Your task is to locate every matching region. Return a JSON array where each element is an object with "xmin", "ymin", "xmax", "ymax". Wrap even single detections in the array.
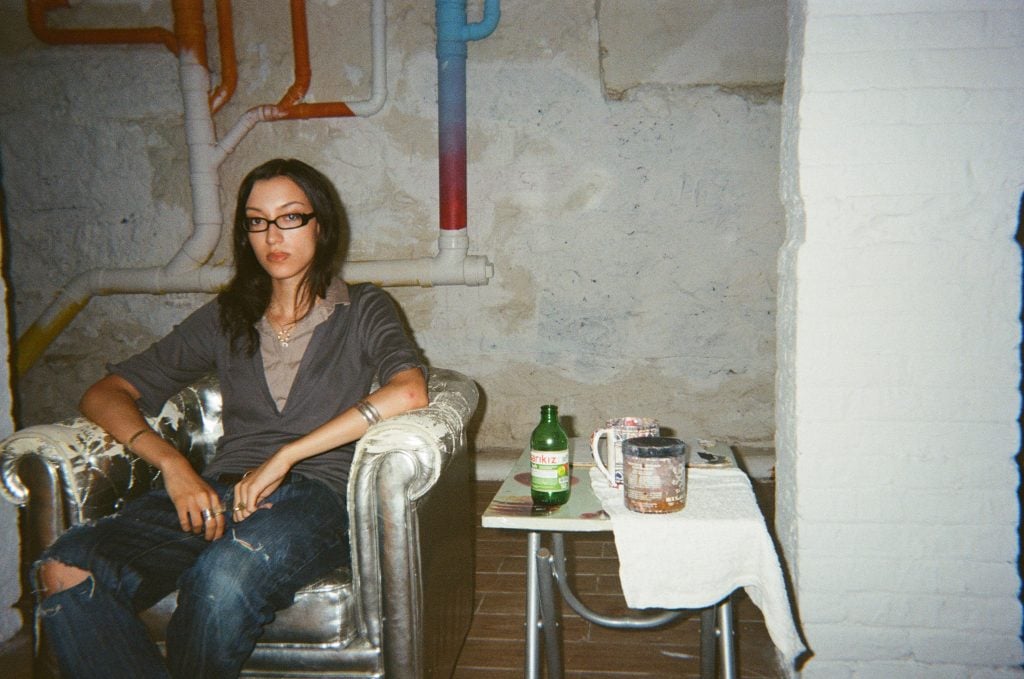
[
  {"xmin": 463, "ymin": 0, "xmax": 501, "ymax": 42},
  {"xmin": 436, "ymin": 41, "xmax": 468, "ymax": 60},
  {"xmin": 436, "ymin": 0, "xmax": 500, "ymax": 56},
  {"xmin": 438, "ymin": 229, "xmax": 470, "ymax": 252},
  {"xmin": 432, "ymin": 230, "xmax": 492, "ymax": 286},
  {"xmin": 455, "ymin": 254, "xmax": 494, "ymax": 286}
]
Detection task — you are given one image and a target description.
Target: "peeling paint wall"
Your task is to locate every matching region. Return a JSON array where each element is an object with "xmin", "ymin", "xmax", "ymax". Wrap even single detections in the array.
[{"xmin": 0, "ymin": 0, "xmax": 786, "ymax": 454}]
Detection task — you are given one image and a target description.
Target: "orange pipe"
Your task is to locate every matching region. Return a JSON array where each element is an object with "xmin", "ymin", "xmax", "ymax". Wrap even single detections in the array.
[
  {"xmin": 27, "ymin": 0, "xmax": 359, "ymax": 120},
  {"xmin": 209, "ymin": 0, "xmax": 238, "ymax": 112},
  {"xmin": 277, "ymin": 0, "xmax": 312, "ymax": 107},
  {"xmin": 273, "ymin": 0, "xmax": 356, "ymax": 118},
  {"xmin": 26, "ymin": 0, "xmax": 241, "ymax": 112},
  {"xmin": 274, "ymin": 101, "xmax": 355, "ymax": 119},
  {"xmin": 26, "ymin": 0, "xmax": 178, "ymax": 53},
  {"xmin": 171, "ymin": 0, "xmax": 208, "ymax": 67}
]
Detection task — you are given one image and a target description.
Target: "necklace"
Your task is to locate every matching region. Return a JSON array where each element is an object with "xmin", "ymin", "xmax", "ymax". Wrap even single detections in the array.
[
  {"xmin": 271, "ymin": 318, "xmax": 299, "ymax": 347},
  {"xmin": 268, "ymin": 300, "xmax": 311, "ymax": 348}
]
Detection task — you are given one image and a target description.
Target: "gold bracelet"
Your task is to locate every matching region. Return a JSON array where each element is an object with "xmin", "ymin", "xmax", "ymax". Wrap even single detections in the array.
[
  {"xmin": 126, "ymin": 427, "xmax": 152, "ymax": 449},
  {"xmin": 354, "ymin": 399, "xmax": 382, "ymax": 426}
]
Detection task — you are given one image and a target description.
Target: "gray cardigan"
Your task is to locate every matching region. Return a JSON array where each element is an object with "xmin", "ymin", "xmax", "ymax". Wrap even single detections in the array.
[{"xmin": 111, "ymin": 283, "xmax": 425, "ymax": 492}]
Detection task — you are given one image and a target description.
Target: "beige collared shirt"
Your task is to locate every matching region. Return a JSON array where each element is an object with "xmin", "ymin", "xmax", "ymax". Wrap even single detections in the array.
[{"xmin": 257, "ymin": 280, "xmax": 351, "ymax": 411}]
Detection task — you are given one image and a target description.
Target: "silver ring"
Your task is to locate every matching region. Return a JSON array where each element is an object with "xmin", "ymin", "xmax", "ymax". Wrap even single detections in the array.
[{"xmin": 200, "ymin": 508, "xmax": 214, "ymax": 521}]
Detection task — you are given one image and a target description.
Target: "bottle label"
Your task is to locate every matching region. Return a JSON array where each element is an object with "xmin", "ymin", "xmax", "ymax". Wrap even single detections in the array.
[{"xmin": 530, "ymin": 448, "xmax": 570, "ymax": 493}]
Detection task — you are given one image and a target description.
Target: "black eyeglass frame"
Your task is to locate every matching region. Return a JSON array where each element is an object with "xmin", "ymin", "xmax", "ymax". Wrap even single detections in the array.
[{"xmin": 243, "ymin": 212, "xmax": 316, "ymax": 233}]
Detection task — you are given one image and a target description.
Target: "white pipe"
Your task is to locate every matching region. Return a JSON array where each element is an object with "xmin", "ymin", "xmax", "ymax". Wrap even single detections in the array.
[
  {"xmin": 347, "ymin": 0, "xmax": 387, "ymax": 116},
  {"xmin": 216, "ymin": 106, "xmax": 279, "ymax": 162},
  {"xmin": 32, "ymin": 266, "xmax": 233, "ymax": 329},
  {"xmin": 35, "ymin": 230, "xmax": 489, "ymax": 331},
  {"xmin": 166, "ymin": 47, "xmax": 224, "ymax": 275},
  {"xmin": 27, "ymin": 44, "xmax": 229, "ymax": 335},
  {"xmin": 342, "ymin": 229, "xmax": 493, "ymax": 287}
]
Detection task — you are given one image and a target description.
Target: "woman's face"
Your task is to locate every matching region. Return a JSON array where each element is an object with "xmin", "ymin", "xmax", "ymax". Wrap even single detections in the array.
[{"xmin": 245, "ymin": 176, "xmax": 319, "ymax": 286}]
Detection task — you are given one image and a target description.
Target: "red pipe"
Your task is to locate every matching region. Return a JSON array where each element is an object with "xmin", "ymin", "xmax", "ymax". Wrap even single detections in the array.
[
  {"xmin": 277, "ymin": 0, "xmax": 311, "ymax": 108},
  {"xmin": 26, "ymin": 0, "xmax": 238, "ymax": 109},
  {"xmin": 25, "ymin": 0, "xmax": 365, "ymax": 120},
  {"xmin": 171, "ymin": 0, "xmax": 208, "ymax": 65},
  {"xmin": 26, "ymin": 0, "xmax": 178, "ymax": 54},
  {"xmin": 272, "ymin": 0, "xmax": 355, "ymax": 119},
  {"xmin": 208, "ymin": 0, "xmax": 238, "ymax": 113}
]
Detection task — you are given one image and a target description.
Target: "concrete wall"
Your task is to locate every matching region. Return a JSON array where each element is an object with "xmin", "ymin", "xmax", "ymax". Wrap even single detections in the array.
[
  {"xmin": 777, "ymin": 1, "xmax": 1023, "ymax": 675},
  {"xmin": 0, "ymin": 0, "xmax": 786, "ymax": 447},
  {"xmin": 0, "ymin": 0, "xmax": 786, "ymax": 639}
]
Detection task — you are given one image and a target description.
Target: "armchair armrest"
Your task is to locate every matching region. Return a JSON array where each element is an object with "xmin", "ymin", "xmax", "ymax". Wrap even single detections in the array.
[
  {"xmin": 0, "ymin": 374, "xmax": 222, "ymax": 554},
  {"xmin": 0, "ymin": 417, "xmax": 160, "ymax": 573},
  {"xmin": 0, "ymin": 418, "xmax": 154, "ymax": 521},
  {"xmin": 348, "ymin": 367, "xmax": 479, "ymax": 679}
]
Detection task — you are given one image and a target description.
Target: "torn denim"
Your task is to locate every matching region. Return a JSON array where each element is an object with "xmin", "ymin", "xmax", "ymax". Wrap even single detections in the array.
[{"xmin": 36, "ymin": 476, "xmax": 348, "ymax": 679}]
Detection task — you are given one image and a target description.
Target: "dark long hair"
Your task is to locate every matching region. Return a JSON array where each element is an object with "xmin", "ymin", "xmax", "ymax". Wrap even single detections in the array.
[{"xmin": 218, "ymin": 158, "xmax": 347, "ymax": 354}]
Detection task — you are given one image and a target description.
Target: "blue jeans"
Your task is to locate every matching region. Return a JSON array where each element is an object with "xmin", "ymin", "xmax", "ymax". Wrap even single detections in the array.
[{"xmin": 36, "ymin": 476, "xmax": 348, "ymax": 679}]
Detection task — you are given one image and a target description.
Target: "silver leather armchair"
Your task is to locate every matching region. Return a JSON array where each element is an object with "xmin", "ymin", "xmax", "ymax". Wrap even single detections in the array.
[{"xmin": 1, "ymin": 367, "xmax": 479, "ymax": 678}]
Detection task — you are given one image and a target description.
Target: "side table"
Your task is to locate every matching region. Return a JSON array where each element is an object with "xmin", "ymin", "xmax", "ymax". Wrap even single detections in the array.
[{"xmin": 482, "ymin": 438, "xmax": 738, "ymax": 679}]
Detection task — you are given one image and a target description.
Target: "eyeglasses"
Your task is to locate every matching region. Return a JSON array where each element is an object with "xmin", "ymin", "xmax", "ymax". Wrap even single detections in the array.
[{"xmin": 243, "ymin": 212, "xmax": 316, "ymax": 233}]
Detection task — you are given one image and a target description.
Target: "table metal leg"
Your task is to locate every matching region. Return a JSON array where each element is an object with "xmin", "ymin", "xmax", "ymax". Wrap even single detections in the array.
[
  {"xmin": 549, "ymin": 534, "xmax": 685, "ymax": 629},
  {"xmin": 526, "ymin": 529, "xmax": 734, "ymax": 679},
  {"xmin": 718, "ymin": 595, "xmax": 736, "ymax": 679},
  {"xmin": 536, "ymin": 547, "xmax": 564, "ymax": 679},
  {"xmin": 524, "ymin": 531, "xmax": 542, "ymax": 679},
  {"xmin": 699, "ymin": 606, "xmax": 717, "ymax": 679}
]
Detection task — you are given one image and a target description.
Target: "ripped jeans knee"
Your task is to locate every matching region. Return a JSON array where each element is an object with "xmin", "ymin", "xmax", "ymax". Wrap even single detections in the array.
[
  {"xmin": 36, "ymin": 575, "xmax": 94, "ymax": 617},
  {"xmin": 36, "ymin": 559, "xmax": 92, "ymax": 599},
  {"xmin": 32, "ymin": 568, "xmax": 99, "ymax": 660},
  {"xmin": 33, "ymin": 565, "xmax": 171, "ymax": 679}
]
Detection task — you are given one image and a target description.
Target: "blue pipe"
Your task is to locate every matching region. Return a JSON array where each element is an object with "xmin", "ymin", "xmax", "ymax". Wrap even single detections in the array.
[
  {"xmin": 435, "ymin": 0, "xmax": 500, "ymax": 231},
  {"xmin": 462, "ymin": 0, "xmax": 501, "ymax": 42},
  {"xmin": 437, "ymin": 0, "xmax": 500, "ymax": 55}
]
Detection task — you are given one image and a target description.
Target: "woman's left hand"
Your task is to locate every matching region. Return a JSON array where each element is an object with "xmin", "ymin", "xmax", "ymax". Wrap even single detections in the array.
[{"xmin": 231, "ymin": 457, "xmax": 291, "ymax": 521}]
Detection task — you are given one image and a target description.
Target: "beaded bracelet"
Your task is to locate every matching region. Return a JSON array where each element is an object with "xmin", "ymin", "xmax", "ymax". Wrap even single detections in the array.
[{"xmin": 354, "ymin": 399, "xmax": 382, "ymax": 426}]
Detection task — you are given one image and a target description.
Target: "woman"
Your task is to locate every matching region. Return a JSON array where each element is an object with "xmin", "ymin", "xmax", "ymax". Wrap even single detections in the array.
[{"xmin": 35, "ymin": 158, "xmax": 428, "ymax": 678}]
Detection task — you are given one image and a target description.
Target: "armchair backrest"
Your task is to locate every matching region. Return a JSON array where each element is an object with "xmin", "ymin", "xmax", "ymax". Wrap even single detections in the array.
[
  {"xmin": 148, "ymin": 369, "xmax": 458, "ymax": 481},
  {"xmin": 151, "ymin": 373, "xmax": 223, "ymax": 476}
]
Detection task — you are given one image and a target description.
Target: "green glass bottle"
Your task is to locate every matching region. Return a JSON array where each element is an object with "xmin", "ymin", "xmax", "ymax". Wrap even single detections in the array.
[{"xmin": 530, "ymin": 405, "xmax": 571, "ymax": 506}]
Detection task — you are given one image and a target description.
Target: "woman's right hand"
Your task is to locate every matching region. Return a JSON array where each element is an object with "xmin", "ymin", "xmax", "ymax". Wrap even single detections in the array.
[
  {"xmin": 160, "ymin": 457, "xmax": 226, "ymax": 541},
  {"xmin": 79, "ymin": 374, "xmax": 227, "ymax": 541}
]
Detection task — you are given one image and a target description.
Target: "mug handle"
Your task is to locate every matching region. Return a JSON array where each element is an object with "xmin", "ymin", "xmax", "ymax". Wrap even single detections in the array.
[{"xmin": 590, "ymin": 428, "xmax": 616, "ymax": 484}]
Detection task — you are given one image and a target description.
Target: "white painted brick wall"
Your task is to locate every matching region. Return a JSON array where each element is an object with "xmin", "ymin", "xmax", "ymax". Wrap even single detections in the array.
[{"xmin": 778, "ymin": 0, "xmax": 1024, "ymax": 676}]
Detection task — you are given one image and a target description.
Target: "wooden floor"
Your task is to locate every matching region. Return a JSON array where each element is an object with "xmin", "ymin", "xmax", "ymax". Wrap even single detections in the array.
[
  {"xmin": 454, "ymin": 480, "xmax": 785, "ymax": 678},
  {"xmin": 0, "ymin": 480, "xmax": 785, "ymax": 678}
]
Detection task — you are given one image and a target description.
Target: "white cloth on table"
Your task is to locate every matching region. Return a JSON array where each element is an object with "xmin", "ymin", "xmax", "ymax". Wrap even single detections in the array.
[{"xmin": 589, "ymin": 465, "xmax": 805, "ymax": 666}]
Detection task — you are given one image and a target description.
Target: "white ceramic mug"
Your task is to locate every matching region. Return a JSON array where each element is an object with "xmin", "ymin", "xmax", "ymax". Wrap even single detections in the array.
[{"xmin": 590, "ymin": 417, "xmax": 660, "ymax": 487}]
